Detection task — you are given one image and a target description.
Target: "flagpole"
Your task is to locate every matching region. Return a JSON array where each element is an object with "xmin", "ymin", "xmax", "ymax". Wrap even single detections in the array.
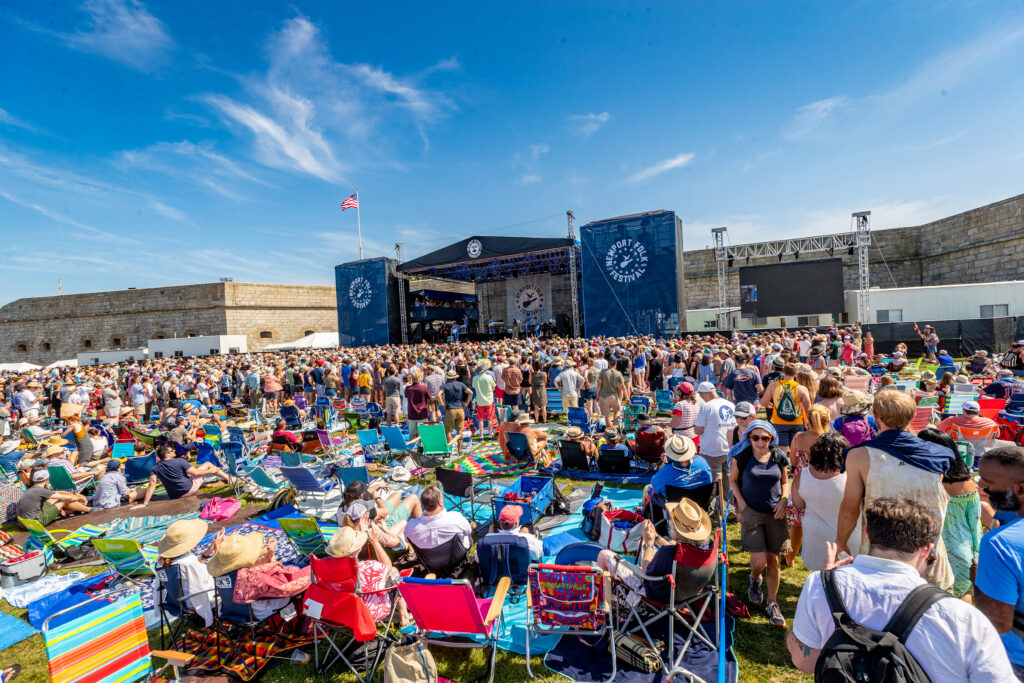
[{"xmin": 356, "ymin": 187, "xmax": 363, "ymax": 259}]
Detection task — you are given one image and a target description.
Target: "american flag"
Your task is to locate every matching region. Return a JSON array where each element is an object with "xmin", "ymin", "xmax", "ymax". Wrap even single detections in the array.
[{"xmin": 341, "ymin": 193, "xmax": 359, "ymax": 210}]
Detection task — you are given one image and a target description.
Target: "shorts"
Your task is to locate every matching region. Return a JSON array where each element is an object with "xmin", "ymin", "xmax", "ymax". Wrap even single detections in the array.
[
  {"xmin": 385, "ymin": 396, "xmax": 402, "ymax": 417},
  {"xmin": 580, "ymin": 388, "xmax": 597, "ymax": 401},
  {"xmin": 740, "ymin": 509, "xmax": 791, "ymax": 554},
  {"xmin": 444, "ymin": 408, "xmax": 465, "ymax": 437},
  {"xmin": 925, "ymin": 344, "xmax": 938, "ymax": 355},
  {"xmin": 476, "ymin": 404, "xmax": 496, "ymax": 422},
  {"xmin": 772, "ymin": 423, "xmax": 803, "ymax": 447},
  {"xmin": 383, "ymin": 498, "xmax": 412, "ymax": 527},
  {"xmin": 562, "ymin": 396, "xmax": 579, "ymax": 408},
  {"xmin": 359, "ymin": 387, "xmax": 371, "ymax": 396},
  {"xmin": 503, "ymin": 392, "xmax": 522, "ymax": 407},
  {"xmin": 36, "ymin": 501, "xmax": 61, "ymax": 527},
  {"xmin": 184, "ymin": 475, "xmax": 205, "ymax": 497}
]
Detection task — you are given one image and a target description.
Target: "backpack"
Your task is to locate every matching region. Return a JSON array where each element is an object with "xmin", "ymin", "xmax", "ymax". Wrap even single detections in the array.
[
  {"xmin": 774, "ymin": 381, "xmax": 800, "ymax": 422},
  {"xmin": 267, "ymin": 487, "xmax": 296, "ymax": 511},
  {"xmin": 838, "ymin": 416, "xmax": 874, "ymax": 448},
  {"xmin": 814, "ymin": 569, "xmax": 949, "ymax": 683}
]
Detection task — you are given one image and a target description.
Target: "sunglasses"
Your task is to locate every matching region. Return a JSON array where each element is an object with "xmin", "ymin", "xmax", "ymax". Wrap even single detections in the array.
[{"xmin": 749, "ymin": 435, "xmax": 772, "ymax": 443}]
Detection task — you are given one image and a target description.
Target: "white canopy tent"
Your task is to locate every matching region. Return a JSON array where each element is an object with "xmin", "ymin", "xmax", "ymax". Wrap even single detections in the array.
[
  {"xmin": 46, "ymin": 359, "xmax": 79, "ymax": 369},
  {"xmin": 263, "ymin": 332, "xmax": 340, "ymax": 351},
  {"xmin": 0, "ymin": 362, "xmax": 43, "ymax": 372}
]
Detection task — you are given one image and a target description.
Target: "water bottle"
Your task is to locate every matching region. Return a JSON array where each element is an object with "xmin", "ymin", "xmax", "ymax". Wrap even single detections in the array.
[
  {"xmin": 591, "ymin": 481, "xmax": 604, "ymax": 500},
  {"xmin": 290, "ymin": 650, "xmax": 310, "ymax": 665}
]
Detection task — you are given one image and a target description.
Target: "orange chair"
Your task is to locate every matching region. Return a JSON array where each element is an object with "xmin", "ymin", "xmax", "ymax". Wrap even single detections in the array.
[{"xmin": 908, "ymin": 405, "xmax": 935, "ymax": 434}]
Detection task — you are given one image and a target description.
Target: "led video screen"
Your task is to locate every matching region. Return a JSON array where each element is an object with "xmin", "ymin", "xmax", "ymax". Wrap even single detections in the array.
[{"xmin": 739, "ymin": 258, "xmax": 845, "ymax": 318}]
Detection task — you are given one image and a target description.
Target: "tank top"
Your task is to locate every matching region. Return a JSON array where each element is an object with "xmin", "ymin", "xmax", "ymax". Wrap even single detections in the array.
[
  {"xmin": 771, "ymin": 379, "xmax": 804, "ymax": 425},
  {"xmin": 799, "ymin": 469, "xmax": 855, "ymax": 571},
  {"xmin": 73, "ymin": 422, "xmax": 94, "ymax": 464},
  {"xmin": 859, "ymin": 446, "xmax": 954, "ymax": 591}
]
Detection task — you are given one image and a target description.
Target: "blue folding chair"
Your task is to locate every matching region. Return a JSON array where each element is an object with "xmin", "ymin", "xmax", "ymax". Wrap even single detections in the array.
[
  {"xmin": 280, "ymin": 405, "xmax": 302, "ymax": 430},
  {"xmin": 111, "ymin": 441, "xmax": 135, "ymax": 460},
  {"xmin": 336, "ymin": 465, "xmax": 369, "ymax": 489},
  {"xmin": 545, "ymin": 387, "xmax": 564, "ymax": 415},
  {"xmin": 381, "ymin": 425, "xmax": 419, "ymax": 453},
  {"xmin": 279, "ymin": 466, "xmax": 335, "ymax": 504},
  {"xmin": 476, "ymin": 534, "xmax": 532, "ymax": 592},
  {"xmin": 123, "ymin": 452, "xmax": 157, "ymax": 487},
  {"xmin": 553, "ymin": 542, "xmax": 603, "ymax": 566},
  {"xmin": 506, "ymin": 431, "xmax": 533, "ymax": 464},
  {"xmin": 365, "ymin": 402, "xmax": 384, "ymax": 421},
  {"xmin": 630, "ymin": 396, "xmax": 651, "ymax": 412},
  {"xmin": 196, "ymin": 442, "xmax": 222, "ymax": 468},
  {"xmin": 356, "ymin": 429, "xmax": 384, "ymax": 459},
  {"xmin": 567, "ymin": 406, "xmax": 595, "ymax": 436}
]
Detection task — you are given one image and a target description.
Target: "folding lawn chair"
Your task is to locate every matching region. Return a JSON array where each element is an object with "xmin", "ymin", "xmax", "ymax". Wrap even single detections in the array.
[
  {"xmin": 948, "ymin": 423, "xmax": 1000, "ymax": 464},
  {"xmin": 43, "ymin": 586, "xmax": 193, "ymax": 683},
  {"xmin": 20, "ymin": 517, "xmax": 106, "ymax": 565},
  {"xmin": 908, "ymin": 405, "xmax": 935, "ymax": 433},
  {"xmin": 111, "ymin": 441, "xmax": 136, "ymax": 459},
  {"xmin": 567, "ymin": 406, "xmax": 596, "ymax": 436},
  {"xmin": 554, "ymin": 542, "xmax": 603, "ymax": 566},
  {"xmin": 842, "ymin": 375, "xmax": 870, "ymax": 392},
  {"xmin": 93, "ymin": 537, "xmax": 159, "ymax": 580},
  {"xmin": 524, "ymin": 564, "xmax": 616, "ymax": 681},
  {"xmin": 196, "ymin": 442, "xmax": 223, "ymax": 469},
  {"xmin": 418, "ymin": 424, "xmax": 457, "ymax": 463},
  {"xmin": 611, "ymin": 528, "xmax": 722, "ymax": 677},
  {"xmin": 506, "ymin": 431, "xmax": 534, "ymax": 464},
  {"xmin": 279, "ymin": 466, "xmax": 336, "ymax": 506},
  {"xmin": 398, "ymin": 576, "xmax": 512, "ymax": 683},
  {"xmin": 365, "ymin": 402, "xmax": 384, "ymax": 421},
  {"xmin": 336, "ymin": 465, "xmax": 369, "ymax": 489},
  {"xmin": 202, "ymin": 423, "xmax": 222, "ymax": 446},
  {"xmin": 408, "ymin": 533, "xmax": 470, "ymax": 577},
  {"xmin": 47, "ymin": 464, "xmax": 94, "ymax": 494},
  {"xmin": 630, "ymin": 395, "xmax": 652, "ymax": 412},
  {"xmin": 646, "ymin": 483, "xmax": 717, "ymax": 536},
  {"xmin": 246, "ymin": 466, "xmax": 284, "ymax": 496},
  {"xmin": 280, "ymin": 405, "xmax": 302, "ymax": 430},
  {"xmin": 155, "ymin": 563, "xmax": 213, "ymax": 652},
  {"xmin": 546, "ymin": 387, "xmax": 564, "ymax": 414},
  {"xmin": 558, "ymin": 439, "xmax": 592, "ymax": 471},
  {"xmin": 381, "ymin": 425, "xmax": 419, "ymax": 455},
  {"xmin": 304, "ymin": 554, "xmax": 408, "ymax": 679},
  {"xmin": 280, "ymin": 517, "xmax": 340, "ymax": 558},
  {"xmin": 622, "ymin": 404, "xmax": 644, "ymax": 432},
  {"xmin": 435, "ymin": 466, "xmax": 493, "ymax": 520},
  {"xmin": 597, "ymin": 445, "xmax": 631, "ymax": 474},
  {"xmin": 356, "ymin": 429, "xmax": 384, "ymax": 459},
  {"xmin": 655, "ymin": 389, "xmax": 674, "ymax": 413},
  {"xmin": 476, "ymin": 533, "xmax": 532, "ymax": 594}
]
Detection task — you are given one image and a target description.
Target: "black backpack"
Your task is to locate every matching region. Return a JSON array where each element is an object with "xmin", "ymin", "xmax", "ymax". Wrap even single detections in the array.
[{"xmin": 815, "ymin": 569, "xmax": 950, "ymax": 683}]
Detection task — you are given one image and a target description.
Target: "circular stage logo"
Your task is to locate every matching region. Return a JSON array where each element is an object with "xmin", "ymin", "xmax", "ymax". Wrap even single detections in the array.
[
  {"xmin": 466, "ymin": 239, "xmax": 483, "ymax": 259},
  {"xmin": 605, "ymin": 238, "xmax": 648, "ymax": 283},
  {"xmin": 348, "ymin": 277, "xmax": 372, "ymax": 309},
  {"xmin": 514, "ymin": 283, "xmax": 545, "ymax": 316}
]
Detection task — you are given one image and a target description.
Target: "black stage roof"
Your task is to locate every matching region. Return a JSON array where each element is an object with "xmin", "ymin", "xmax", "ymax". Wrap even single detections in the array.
[{"xmin": 398, "ymin": 235, "xmax": 578, "ymax": 282}]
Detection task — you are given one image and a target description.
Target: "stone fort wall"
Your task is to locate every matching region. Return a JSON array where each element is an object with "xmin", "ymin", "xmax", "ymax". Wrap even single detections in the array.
[{"xmin": 2, "ymin": 194, "xmax": 1022, "ymax": 364}]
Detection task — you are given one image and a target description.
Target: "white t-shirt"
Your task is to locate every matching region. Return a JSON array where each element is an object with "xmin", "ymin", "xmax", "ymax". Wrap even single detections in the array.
[
  {"xmin": 694, "ymin": 397, "xmax": 736, "ymax": 457},
  {"xmin": 798, "ymin": 339, "xmax": 811, "ymax": 357},
  {"xmin": 554, "ymin": 369, "xmax": 584, "ymax": 398},
  {"xmin": 404, "ymin": 509, "xmax": 472, "ymax": 549},
  {"xmin": 594, "ymin": 358, "xmax": 609, "ymax": 371},
  {"xmin": 19, "ymin": 389, "xmax": 39, "ymax": 411},
  {"xmin": 493, "ymin": 363, "xmax": 508, "ymax": 390},
  {"xmin": 793, "ymin": 555, "xmax": 1014, "ymax": 683}
]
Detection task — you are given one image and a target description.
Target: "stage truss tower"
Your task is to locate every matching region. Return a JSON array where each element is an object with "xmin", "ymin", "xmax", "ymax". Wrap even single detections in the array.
[{"xmin": 567, "ymin": 210, "xmax": 581, "ymax": 337}]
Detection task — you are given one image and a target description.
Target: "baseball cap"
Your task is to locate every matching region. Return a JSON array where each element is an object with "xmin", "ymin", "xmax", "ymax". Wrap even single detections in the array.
[
  {"xmin": 962, "ymin": 400, "xmax": 980, "ymax": 413},
  {"xmin": 1015, "ymin": 340, "xmax": 1024, "ymax": 346},
  {"xmin": 697, "ymin": 381, "xmax": 716, "ymax": 394},
  {"xmin": 771, "ymin": 357, "xmax": 785, "ymax": 369},
  {"xmin": 31, "ymin": 469, "xmax": 49, "ymax": 483},
  {"xmin": 733, "ymin": 402, "xmax": 756, "ymax": 418},
  {"xmin": 498, "ymin": 505, "xmax": 523, "ymax": 525}
]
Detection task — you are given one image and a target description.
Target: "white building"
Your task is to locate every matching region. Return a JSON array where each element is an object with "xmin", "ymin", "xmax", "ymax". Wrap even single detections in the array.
[
  {"xmin": 78, "ymin": 348, "xmax": 147, "ymax": 366},
  {"xmin": 846, "ymin": 281, "xmax": 1024, "ymax": 324},
  {"xmin": 146, "ymin": 335, "xmax": 247, "ymax": 359},
  {"xmin": 686, "ymin": 308, "xmax": 835, "ymax": 332}
]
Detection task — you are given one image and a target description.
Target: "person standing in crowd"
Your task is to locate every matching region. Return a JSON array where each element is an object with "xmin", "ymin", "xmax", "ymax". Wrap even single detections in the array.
[
  {"xmin": 761, "ymin": 363, "xmax": 811, "ymax": 453},
  {"xmin": 730, "ymin": 420, "xmax": 790, "ymax": 627},
  {"xmin": 554, "ymin": 359, "xmax": 583, "ymax": 410},
  {"xmin": 472, "ymin": 359, "xmax": 496, "ymax": 437},
  {"xmin": 790, "ymin": 431, "xmax": 854, "ymax": 571},
  {"xmin": 596, "ymin": 358, "xmax": 626, "ymax": 426},
  {"xmin": 974, "ymin": 446, "xmax": 1024, "ymax": 678},
  {"xmin": 529, "ymin": 359, "xmax": 548, "ymax": 425},
  {"xmin": 695, "ymin": 381, "xmax": 736, "ymax": 503},
  {"xmin": 788, "ymin": 497, "xmax": 1014, "ymax": 681},
  {"xmin": 437, "ymin": 370, "xmax": 471, "ymax": 456},
  {"xmin": 502, "ymin": 360, "xmax": 524, "ymax": 410},
  {"xmin": 668, "ymin": 382, "xmax": 699, "ymax": 439},
  {"xmin": 382, "ymin": 365, "xmax": 402, "ymax": 423},
  {"xmin": 722, "ymin": 353, "xmax": 762, "ymax": 406},
  {"xmin": 784, "ymin": 404, "xmax": 831, "ymax": 567},
  {"xmin": 835, "ymin": 390, "xmax": 957, "ymax": 590},
  {"xmin": 581, "ymin": 357, "xmax": 599, "ymax": 417},
  {"xmin": 403, "ymin": 371, "xmax": 430, "ymax": 439}
]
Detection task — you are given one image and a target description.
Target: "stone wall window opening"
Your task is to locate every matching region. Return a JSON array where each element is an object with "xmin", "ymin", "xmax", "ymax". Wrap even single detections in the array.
[
  {"xmin": 40, "ymin": 341, "xmax": 52, "ymax": 352},
  {"xmin": 259, "ymin": 331, "xmax": 273, "ymax": 339},
  {"xmin": 112, "ymin": 337, "xmax": 122, "ymax": 347},
  {"xmin": 304, "ymin": 329, "xmax": 315, "ymax": 337},
  {"xmin": 83, "ymin": 338, "xmax": 93, "ymax": 349},
  {"xmin": 15, "ymin": 342, "xmax": 28, "ymax": 353}
]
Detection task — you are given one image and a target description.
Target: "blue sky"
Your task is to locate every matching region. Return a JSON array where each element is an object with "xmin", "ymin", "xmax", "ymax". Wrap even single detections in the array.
[{"xmin": 2, "ymin": 1, "xmax": 1024, "ymax": 302}]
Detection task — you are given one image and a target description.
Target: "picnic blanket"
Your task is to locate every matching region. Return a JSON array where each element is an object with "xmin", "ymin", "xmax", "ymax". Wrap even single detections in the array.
[
  {"xmin": 453, "ymin": 442, "xmax": 537, "ymax": 476},
  {"xmin": 0, "ymin": 612, "xmax": 38, "ymax": 649},
  {"xmin": 180, "ymin": 619, "xmax": 312, "ymax": 680},
  {"xmin": 195, "ymin": 522, "xmax": 303, "ymax": 567},
  {"xmin": 100, "ymin": 511, "xmax": 202, "ymax": 547}
]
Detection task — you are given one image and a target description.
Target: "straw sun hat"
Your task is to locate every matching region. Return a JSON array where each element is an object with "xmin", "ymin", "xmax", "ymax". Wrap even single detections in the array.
[
  {"xmin": 325, "ymin": 527, "xmax": 368, "ymax": 558},
  {"xmin": 664, "ymin": 435, "xmax": 697, "ymax": 463},
  {"xmin": 665, "ymin": 498, "xmax": 712, "ymax": 543},
  {"xmin": 207, "ymin": 531, "xmax": 265, "ymax": 577},
  {"xmin": 158, "ymin": 519, "xmax": 210, "ymax": 558}
]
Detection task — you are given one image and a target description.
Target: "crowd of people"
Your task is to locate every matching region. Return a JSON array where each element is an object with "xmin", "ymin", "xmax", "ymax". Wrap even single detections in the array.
[{"xmin": 2, "ymin": 322, "xmax": 1023, "ymax": 680}]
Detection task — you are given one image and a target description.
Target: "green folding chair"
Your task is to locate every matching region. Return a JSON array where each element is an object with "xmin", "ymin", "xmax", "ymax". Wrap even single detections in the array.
[
  {"xmin": 279, "ymin": 517, "xmax": 340, "ymax": 557},
  {"xmin": 418, "ymin": 424, "xmax": 457, "ymax": 462},
  {"xmin": 247, "ymin": 466, "xmax": 284, "ymax": 495},
  {"xmin": 21, "ymin": 427, "xmax": 40, "ymax": 446},
  {"xmin": 19, "ymin": 517, "xmax": 106, "ymax": 565},
  {"xmin": 93, "ymin": 537, "xmax": 159, "ymax": 578},
  {"xmin": 47, "ymin": 464, "xmax": 94, "ymax": 493}
]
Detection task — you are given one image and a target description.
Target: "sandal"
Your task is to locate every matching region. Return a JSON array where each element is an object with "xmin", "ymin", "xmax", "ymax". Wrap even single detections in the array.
[{"xmin": 2, "ymin": 664, "xmax": 22, "ymax": 683}]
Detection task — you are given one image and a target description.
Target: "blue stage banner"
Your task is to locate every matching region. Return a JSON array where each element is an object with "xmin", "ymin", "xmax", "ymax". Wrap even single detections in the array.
[
  {"xmin": 580, "ymin": 210, "xmax": 683, "ymax": 337},
  {"xmin": 335, "ymin": 258, "xmax": 390, "ymax": 347}
]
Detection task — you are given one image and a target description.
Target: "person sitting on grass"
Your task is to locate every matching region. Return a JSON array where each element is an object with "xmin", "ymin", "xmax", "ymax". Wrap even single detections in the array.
[
  {"xmin": 17, "ymin": 467, "xmax": 90, "ymax": 526},
  {"xmin": 92, "ymin": 459, "xmax": 140, "ymax": 510},
  {"xmin": 134, "ymin": 443, "xmax": 234, "ymax": 508}
]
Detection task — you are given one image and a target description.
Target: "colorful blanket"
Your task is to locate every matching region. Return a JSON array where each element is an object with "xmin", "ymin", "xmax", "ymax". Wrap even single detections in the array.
[
  {"xmin": 452, "ymin": 442, "xmax": 536, "ymax": 476},
  {"xmin": 100, "ymin": 511, "xmax": 201, "ymax": 547},
  {"xmin": 180, "ymin": 619, "xmax": 312, "ymax": 680}
]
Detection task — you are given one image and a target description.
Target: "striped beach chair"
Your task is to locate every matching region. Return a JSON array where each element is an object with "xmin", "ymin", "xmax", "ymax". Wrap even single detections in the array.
[
  {"xmin": 279, "ymin": 517, "xmax": 340, "ymax": 558},
  {"xmin": 20, "ymin": 517, "xmax": 106, "ymax": 565},
  {"xmin": 43, "ymin": 587, "xmax": 192, "ymax": 683},
  {"xmin": 93, "ymin": 538, "xmax": 159, "ymax": 579}
]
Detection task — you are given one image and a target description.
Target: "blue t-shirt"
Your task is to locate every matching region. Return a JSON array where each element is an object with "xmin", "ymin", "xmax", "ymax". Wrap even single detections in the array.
[
  {"xmin": 937, "ymin": 354, "xmax": 955, "ymax": 366},
  {"xmin": 975, "ymin": 516, "xmax": 1024, "ymax": 667},
  {"xmin": 651, "ymin": 457, "xmax": 712, "ymax": 497},
  {"xmin": 983, "ymin": 378, "xmax": 1024, "ymax": 399},
  {"xmin": 723, "ymin": 367, "xmax": 761, "ymax": 405},
  {"xmin": 341, "ymin": 365, "xmax": 352, "ymax": 385},
  {"xmin": 152, "ymin": 457, "xmax": 194, "ymax": 500},
  {"xmin": 739, "ymin": 449, "xmax": 789, "ymax": 515}
]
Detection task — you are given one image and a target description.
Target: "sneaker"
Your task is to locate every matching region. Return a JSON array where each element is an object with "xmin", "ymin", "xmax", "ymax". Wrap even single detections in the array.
[
  {"xmin": 766, "ymin": 601, "xmax": 785, "ymax": 627},
  {"xmin": 748, "ymin": 575, "xmax": 763, "ymax": 606}
]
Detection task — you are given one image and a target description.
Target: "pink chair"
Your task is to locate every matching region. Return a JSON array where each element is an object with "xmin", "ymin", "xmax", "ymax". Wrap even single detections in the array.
[{"xmin": 398, "ymin": 576, "xmax": 511, "ymax": 683}]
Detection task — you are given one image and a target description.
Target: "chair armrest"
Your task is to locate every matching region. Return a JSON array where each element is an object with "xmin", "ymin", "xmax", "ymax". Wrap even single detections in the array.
[
  {"xmin": 425, "ymin": 573, "xmax": 436, "ymax": 580},
  {"xmin": 151, "ymin": 650, "xmax": 195, "ymax": 667},
  {"xmin": 405, "ymin": 437, "xmax": 421, "ymax": 447},
  {"xmin": 484, "ymin": 576, "xmax": 512, "ymax": 626}
]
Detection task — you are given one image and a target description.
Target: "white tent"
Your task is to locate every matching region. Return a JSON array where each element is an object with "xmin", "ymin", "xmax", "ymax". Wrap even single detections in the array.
[
  {"xmin": 46, "ymin": 358, "xmax": 79, "ymax": 369},
  {"xmin": 263, "ymin": 332, "xmax": 340, "ymax": 351},
  {"xmin": 0, "ymin": 362, "xmax": 43, "ymax": 372}
]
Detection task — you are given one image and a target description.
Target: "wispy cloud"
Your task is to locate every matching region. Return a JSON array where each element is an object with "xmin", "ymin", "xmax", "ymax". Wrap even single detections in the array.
[
  {"xmin": 0, "ymin": 109, "xmax": 47, "ymax": 135},
  {"xmin": 514, "ymin": 143, "xmax": 549, "ymax": 185},
  {"xmin": 518, "ymin": 173, "xmax": 541, "ymax": 185},
  {"xmin": 151, "ymin": 200, "xmax": 189, "ymax": 222},
  {"xmin": 0, "ymin": 189, "xmax": 139, "ymax": 243},
  {"xmin": 120, "ymin": 140, "xmax": 270, "ymax": 200},
  {"xmin": 55, "ymin": 0, "xmax": 174, "ymax": 72},
  {"xmin": 784, "ymin": 96, "xmax": 850, "ymax": 141},
  {"xmin": 904, "ymin": 131, "xmax": 967, "ymax": 150},
  {"xmin": 568, "ymin": 112, "xmax": 611, "ymax": 137},
  {"xmin": 628, "ymin": 152, "xmax": 695, "ymax": 184}
]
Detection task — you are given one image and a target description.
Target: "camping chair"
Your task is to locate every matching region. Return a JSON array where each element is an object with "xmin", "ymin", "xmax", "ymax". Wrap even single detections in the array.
[
  {"xmin": 93, "ymin": 538, "xmax": 159, "ymax": 580},
  {"xmin": 202, "ymin": 423, "xmax": 222, "ymax": 446},
  {"xmin": 47, "ymin": 464, "xmax": 94, "ymax": 494},
  {"xmin": 336, "ymin": 465, "xmax": 369, "ymax": 490},
  {"xmin": 280, "ymin": 517, "xmax": 340, "ymax": 558},
  {"xmin": 356, "ymin": 429, "xmax": 384, "ymax": 460},
  {"xmin": 646, "ymin": 482, "xmax": 717, "ymax": 536},
  {"xmin": 279, "ymin": 466, "xmax": 336, "ymax": 505},
  {"xmin": 246, "ymin": 466, "xmax": 285, "ymax": 496},
  {"xmin": 220, "ymin": 444, "xmax": 251, "ymax": 497},
  {"xmin": 43, "ymin": 586, "xmax": 193, "ymax": 683},
  {"xmin": 943, "ymin": 394, "xmax": 974, "ymax": 417},
  {"xmin": 332, "ymin": 398, "xmax": 348, "ymax": 413},
  {"xmin": 111, "ymin": 441, "xmax": 136, "ymax": 460},
  {"xmin": 20, "ymin": 427, "xmax": 40, "ymax": 446},
  {"xmin": 122, "ymin": 450, "xmax": 155, "ymax": 489},
  {"xmin": 304, "ymin": 554, "xmax": 408, "ymax": 679},
  {"xmin": 656, "ymin": 389, "xmax": 674, "ymax": 413},
  {"xmin": 524, "ymin": 564, "xmax": 616, "ymax": 682},
  {"xmin": 506, "ymin": 431, "xmax": 534, "ymax": 464},
  {"xmin": 408, "ymin": 533, "xmax": 470, "ymax": 577},
  {"xmin": 476, "ymin": 533, "xmax": 532, "ymax": 593},
  {"xmin": 597, "ymin": 445, "xmax": 631, "ymax": 474},
  {"xmin": 20, "ymin": 517, "xmax": 106, "ymax": 564},
  {"xmin": 381, "ymin": 424, "xmax": 419, "ymax": 455},
  {"xmin": 568, "ymin": 406, "xmax": 597, "ymax": 436},
  {"xmin": 558, "ymin": 439, "xmax": 592, "ymax": 471},
  {"xmin": 398, "ymin": 576, "xmax": 511, "ymax": 683},
  {"xmin": 155, "ymin": 563, "xmax": 213, "ymax": 652},
  {"xmin": 546, "ymin": 387, "xmax": 564, "ymax": 415},
  {"xmin": 418, "ymin": 424, "xmax": 457, "ymax": 463},
  {"xmin": 622, "ymin": 404, "xmax": 644, "ymax": 432},
  {"xmin": 612, "ymin": 528, "xmax": 722, "ymax": 677},
  {"xmin": 936, "ymin": 364, "xmax": 958, "ymax": 378},
  {"xmin": 908, "ymin": 405, "xmax": 935, "ymax": 433},
  {"xmin": 280, "ymin": 405, "xmax": 302, "ymax": 430},
  {"xmin": 554, "ymin": 542, "xmax": 604, "ymax": 566},
  {"xmin": 948, "ymin": 423, "xmax": 1000, "ymax": 464},
  {"xmin": 435, "ymin": 466, "xmax": 493, "ymax": 520},
  {"xmin": 953, "ymin": 383, "xmax": 978, "ymax": 394},
  {"xmin": 630, "ymin": 395, "xmax": 652, "ymax": 412},
  {"xmin": 364, "ymin": 402, "xmax": 384, "ymax": 421},
  {"xmin": 196, "ymin": 442, "xmax": 223, "ymax": 469},
  {"xmin": 842, "ymin": 375, "xmax": 871, "ymax": 392}
]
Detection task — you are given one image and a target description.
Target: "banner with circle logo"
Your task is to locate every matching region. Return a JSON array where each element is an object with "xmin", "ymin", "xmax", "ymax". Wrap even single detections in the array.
[
  {"xmin": 335, "ymin": 258, "xmax": 391, "ymax": 346},
  {"xmin": 505, "ymin": 274, "xmax": 552, "ymax": 324}
]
